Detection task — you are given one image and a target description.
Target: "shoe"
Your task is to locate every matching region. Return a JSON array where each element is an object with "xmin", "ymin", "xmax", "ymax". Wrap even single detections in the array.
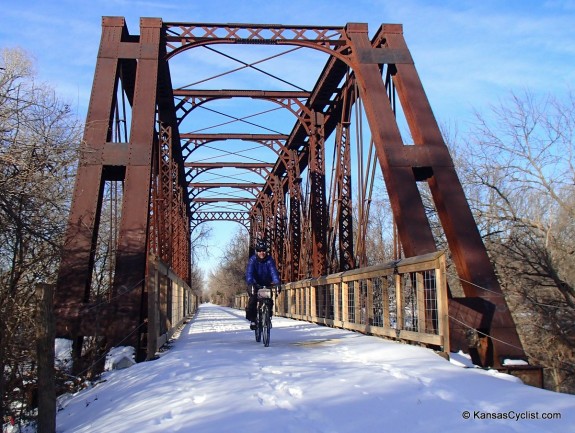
[{"xmin": 250, "ymin": 322, "xmax": 256, "ymax": 330}]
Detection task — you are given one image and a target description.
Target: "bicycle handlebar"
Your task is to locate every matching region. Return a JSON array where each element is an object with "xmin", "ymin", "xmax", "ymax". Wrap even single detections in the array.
[{"xmin": 254, "ymin": 284, "xmax": 280, "ymax": 298}]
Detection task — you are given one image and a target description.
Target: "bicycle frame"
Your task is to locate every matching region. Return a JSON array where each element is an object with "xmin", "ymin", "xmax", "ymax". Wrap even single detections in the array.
[{"xmin": 254, "ymin": 286, "xmax": 276, "ymax": 347}]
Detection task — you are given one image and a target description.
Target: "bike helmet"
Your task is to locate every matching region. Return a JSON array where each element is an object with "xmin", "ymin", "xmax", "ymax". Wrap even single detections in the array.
[{"xmin": 255, "ymin": 240, "xmax": 267, "ymax": 252}]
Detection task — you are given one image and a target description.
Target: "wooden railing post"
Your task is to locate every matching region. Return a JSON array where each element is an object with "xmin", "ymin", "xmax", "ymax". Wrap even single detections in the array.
[
  {"xmin": 36, "ymin": 284, "xmax": 56, "ymax": 433},
  {"xmin": 436, "ymin": 255, "xmax": 450, "ymax": 353},
  {"xmin": 334, "ymin": 282, "xmax": 341, "ymax": 325},
  {"xmin": 395, "ymin": 273, "xmax": 403, "ymax": 332},
  {"xmin": 354, "ymin": 282, "xmax": 361, "ymax": 325}
]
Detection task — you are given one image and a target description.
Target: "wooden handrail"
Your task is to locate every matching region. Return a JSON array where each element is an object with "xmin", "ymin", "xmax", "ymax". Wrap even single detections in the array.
[{"xmin": 235, "ymin": 251, "xmax": 449, "ymax": 353}]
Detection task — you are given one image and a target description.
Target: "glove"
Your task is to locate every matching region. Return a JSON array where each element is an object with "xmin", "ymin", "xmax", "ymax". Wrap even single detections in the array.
[
  {"xmin": 250, "ymin": 284, "xmax": 261, "ymax": 295},
  {"xmin": 273, "ymin": 283, "xmax": 281, "ymax": 294}
]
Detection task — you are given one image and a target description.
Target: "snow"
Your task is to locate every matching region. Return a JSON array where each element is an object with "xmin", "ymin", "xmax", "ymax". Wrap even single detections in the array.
[
  {"xmin": 56, "ymin": 303, "xmax": 575, "ymax": 433},
  {"xmin": 502, "ymin": 359, "xmax": 530, "ymax": 366}
]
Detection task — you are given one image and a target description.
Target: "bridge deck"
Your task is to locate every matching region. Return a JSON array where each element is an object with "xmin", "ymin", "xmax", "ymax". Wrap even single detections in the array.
[{"xmin": 56, "ymin": 304, "xmax": 575, "ymax": 433}]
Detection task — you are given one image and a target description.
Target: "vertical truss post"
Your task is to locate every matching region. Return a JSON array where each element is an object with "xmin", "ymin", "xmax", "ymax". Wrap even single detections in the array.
[
  {"xmin": 110, "ymin": 18, "xmax": 162, "ymax": 358},
  {"xmin": 271, "ymin": 176, "xmax": 286, "ymax": 276},
  {"xmin": 308, "ymin": 111, "xmax": 328, "ymax": 277},
  {"xmin": 156, "ymin": 123, "xmax": 191, "ymax": 284},
  {"xmin": 262, "ymin": 194, "xmax": 274, "ymax": 248},
  {"xmin": 250, "ymin": 207, "xmax": 263, "ymax": 242},
  {"xmin": 55, "ymin": 17, "xmax": 165, "ymax": 364},
  {"xmin": 333, "ymin": 91, "xmax": 356, "ymax": 271},
  {"xmin": 287, "ymin": 150, "xmax": 303, "ymax": 281}
]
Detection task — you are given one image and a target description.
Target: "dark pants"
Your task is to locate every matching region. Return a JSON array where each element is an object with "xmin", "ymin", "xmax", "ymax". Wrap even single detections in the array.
[{"xmin": 246, "ymin": 294, "xmax": 257, "ymax": 322}]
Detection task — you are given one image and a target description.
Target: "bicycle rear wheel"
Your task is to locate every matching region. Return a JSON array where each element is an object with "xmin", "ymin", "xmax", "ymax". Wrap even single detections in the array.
[{"xmin": 262, "ymin": 304, "xmax": 271, "ymax": 347}]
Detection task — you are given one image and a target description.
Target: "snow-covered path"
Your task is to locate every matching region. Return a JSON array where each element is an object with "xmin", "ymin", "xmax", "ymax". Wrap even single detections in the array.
[{"xmin": 56, "ymin": 303, "xmax": 575, "ymax": 433}]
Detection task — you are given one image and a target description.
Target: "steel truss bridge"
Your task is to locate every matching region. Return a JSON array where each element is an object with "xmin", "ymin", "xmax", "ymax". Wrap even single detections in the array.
[{"xmin": 54, "ymin": 17, "xmax": 532, "ymax": 377}]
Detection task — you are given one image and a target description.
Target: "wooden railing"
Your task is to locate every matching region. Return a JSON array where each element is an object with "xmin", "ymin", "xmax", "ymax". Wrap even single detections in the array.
[
  {"xmin": 235, "ymin": 251, "xmax": 449, "ymax": 353},
  {"xmin": 147, "ymin": 255, "xmax": 198, "ymax": 357}
]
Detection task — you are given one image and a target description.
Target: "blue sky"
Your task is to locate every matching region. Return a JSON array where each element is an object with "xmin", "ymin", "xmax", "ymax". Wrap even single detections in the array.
[
  {"xmin": 2, "ymin": 0, "xmax": 575, "ymax": 274},
  {"xmin": 3, "ymin": 0, "xmax": 574, "ymax": 122}
]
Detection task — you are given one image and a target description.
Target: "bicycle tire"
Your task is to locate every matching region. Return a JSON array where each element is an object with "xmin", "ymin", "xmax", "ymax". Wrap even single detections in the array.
[
  {"xmin": 262, "ymin": 303, "xmax": 271, "ymax": 347},
  {"xmin": 255, "ymin": 307, "xmax": 262, "ymax": 342}
]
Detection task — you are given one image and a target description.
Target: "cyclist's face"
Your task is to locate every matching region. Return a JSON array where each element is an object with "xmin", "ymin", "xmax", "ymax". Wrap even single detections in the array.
[{"xmin": 256, "ymin": 250, "xmax": 266, "ymax": 258}]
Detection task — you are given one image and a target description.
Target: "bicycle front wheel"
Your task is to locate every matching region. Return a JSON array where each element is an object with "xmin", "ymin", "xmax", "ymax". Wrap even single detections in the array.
[
  {"xmin": 262, "ymin": 304, "xmax": 271, "ymax": 347},
  {"xmin": 255, "ymin": 317, "xmax": 262, "ymax": 342}
]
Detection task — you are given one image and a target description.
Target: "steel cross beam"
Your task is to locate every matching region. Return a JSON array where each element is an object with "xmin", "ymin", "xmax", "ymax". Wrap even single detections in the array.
[
  {"xmin": 189, "ymin": 182, "xmax": 264, "ymax": 189},
  {"xmin": 163, "ymin": 23, "xmax": 348, "ymax": 57},
  {"xmin": 191, "ymin": 198, "xmax": 255, "ymax": 203},
  {"xmin": 190, "ymin": 210, "xmax": 250, "ymax": 232},
  {"xmin": 189, "ymin": 182, "xmax": 262, "ymax": 195},
  {"xmin": 184, "ymin": 162, "xmax": 274, "ymax": 182},
  {"xmin": 173, "ymin": 90, "xmax": 311, "ymax": 125},
  {"xmin": 179, "ymin": 133, "xmax": 288, "ymax": 160},
  {"xmin": 174, "ymin": 89, "xmax": 310, "ymax": 98}
]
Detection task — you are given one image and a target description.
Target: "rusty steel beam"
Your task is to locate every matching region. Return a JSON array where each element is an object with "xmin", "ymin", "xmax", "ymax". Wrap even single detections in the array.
[
  {"xmin": 185, "ymin": 162, "xmax": 275, "ymax": 185},
  {"xmin": 55, "ymin": 17, "xmax": 166, "ymax": 367},
  {"xmin": 174, "ymin": 89, "xmax": 310, "ymax": 98},
  {"xmin": 191, "ymin": 210, "xmax": 249, "ymax": 219},
  {"xmin": 191, "ymin": 198, "xmax": 255, "ymax": 203},
  {"xmin": 163, "ymin": 23, "xmax": 347, "ymax": 57},
  {"xmin": 344, "ymin": 23, "xmax": 525, "ymax": 366},
  {"xmin": 190, "ymin": 211, "xmax": 250, "ymax": 232},
  {"xmin": 185, "ymin": 162, "xmax": 274, "ymax": 169},
  {"xmin": 189, "ymin": 182, "xmax": 264, "ymax": 189},
  {"xmin": 174, "ymin": 90, "xmax": 311, "ymax": 125},
  {"xmin": 307, "ymin": 111, "xmax": 328, "ymax": 277},
  {"xmin": 180, "ymin": 133, "xmax": 289, "ymax": 141},
  {"xmin": 180, "ymin": 133, "xmax": 288, "ymax": 163}
]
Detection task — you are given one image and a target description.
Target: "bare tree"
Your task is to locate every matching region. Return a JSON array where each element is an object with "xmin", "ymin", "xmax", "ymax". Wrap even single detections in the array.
[
  {"xmin": 207, "ymin": 229, "xmax": 249, "ymax": 306},
  {"xmin": 0, "ymin": 47, "xmax": 81, "ymax": 423},
  {"xmin": 458, "ymin": 89, "xmax": 575, "ymax": 393}
]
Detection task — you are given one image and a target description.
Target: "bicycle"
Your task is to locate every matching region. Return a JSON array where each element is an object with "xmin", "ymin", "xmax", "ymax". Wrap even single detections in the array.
[{"xmin": 254, "ymin": 285, "xmax": 278, "ymax": 347}]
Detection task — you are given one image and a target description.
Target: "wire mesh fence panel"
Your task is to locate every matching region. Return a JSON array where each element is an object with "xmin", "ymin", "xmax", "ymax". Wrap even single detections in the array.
[
  {"xmin": 402, "ymin": 273, "xmax": 419, "ymax": 332},
  {"xmin": 387, "ymin": 275, "xmax": 397, "ymax": 329},
  {"xmin": 348, "ymin": 281, "xmax": 355, "ymax": 323},
  {"xmin": 316, "ymin": 284, "xmax": 332, "ymax": 319},
  {"xmin": 423, "ymin": 269, "xmax": 438, "ymax": 334},
  {"xmin": 316, "ymin": 286, "xmax": 322, "ymax": 318},
  {"xmin": 372, "ymin": 277, "xmax": 383, "ymax": 327},
  {"xmin": 359, "ymin": 279, "xmax": 368, "ymax": 325},
  {"xmin": 328, "ymin": 284, "xmax": 335, "ymax": 320}
]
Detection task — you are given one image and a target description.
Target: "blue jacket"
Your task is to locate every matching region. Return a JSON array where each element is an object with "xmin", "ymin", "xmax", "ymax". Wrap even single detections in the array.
[{"xmin": 245, "ymin": 254, "xmax": 280, "ymax": 286}]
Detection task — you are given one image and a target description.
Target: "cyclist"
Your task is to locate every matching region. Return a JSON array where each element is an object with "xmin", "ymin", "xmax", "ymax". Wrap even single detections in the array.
[{"xmin": 245, "ymin": 240, "xmax": 281, "ymax": 330}]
